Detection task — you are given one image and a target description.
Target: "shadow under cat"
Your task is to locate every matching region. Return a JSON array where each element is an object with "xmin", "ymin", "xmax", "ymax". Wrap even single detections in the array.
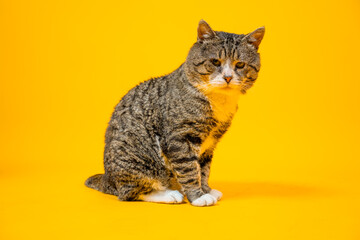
[{"xmin": 210, "ymin": 181, "xmax": 336, "ymax": 200}]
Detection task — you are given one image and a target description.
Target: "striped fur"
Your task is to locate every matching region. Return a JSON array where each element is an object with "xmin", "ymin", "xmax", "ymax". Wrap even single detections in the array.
[{"xmin": 85, "ymin": 20, "xmax": 264, "ymax": 206}]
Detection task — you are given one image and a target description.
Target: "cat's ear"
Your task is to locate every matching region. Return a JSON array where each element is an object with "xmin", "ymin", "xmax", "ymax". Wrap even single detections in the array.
[
  {"xmin": 243, "ymin": 27, "xmax": 265, "ymax": 50},
  {"xmin": 197, "ymin": 20, "xmax": 216, "ymax": 42}
]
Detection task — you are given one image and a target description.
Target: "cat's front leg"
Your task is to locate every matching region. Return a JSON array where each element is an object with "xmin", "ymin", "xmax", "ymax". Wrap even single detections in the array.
[
  {"xmin": 165, "ymin": 136, "xmax": 217, "ymax": 207},
  {"xmin": 199, "ymin": 154, "xmax": 212, "ymax": 193},
  {"xmin": 200, "ymin": 154, "xmax": 223, "ymax": 201}
]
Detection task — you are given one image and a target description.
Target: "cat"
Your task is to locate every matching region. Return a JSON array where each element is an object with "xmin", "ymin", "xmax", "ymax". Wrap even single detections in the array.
[{"xmin": 85, "ymin": 20, "xmax": 264, "ymax": 207}]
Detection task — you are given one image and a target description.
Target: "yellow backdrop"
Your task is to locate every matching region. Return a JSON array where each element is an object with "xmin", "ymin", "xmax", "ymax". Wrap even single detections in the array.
[{"xmin": 1, "ymin": 0, "xmax": 360, "ymax": 239}]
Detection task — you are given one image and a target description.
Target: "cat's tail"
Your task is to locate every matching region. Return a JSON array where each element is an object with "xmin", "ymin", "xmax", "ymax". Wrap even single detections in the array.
[{"xmin": 85, "ymin": 174, "xmax": 118, "ymax": 196}]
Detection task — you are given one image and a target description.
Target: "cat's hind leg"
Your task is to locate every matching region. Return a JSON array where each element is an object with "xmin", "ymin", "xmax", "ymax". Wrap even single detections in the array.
[
  {"xmin": 116, "ymin": 180, "xmax": 151, "ymax": 201},
  {"xmin": 115, "ymin": 176, "xmax": 184, "ymax": 203},
  {"xmin": 139, "ymin": 190, "xmax": 184, "ymax": 204}
]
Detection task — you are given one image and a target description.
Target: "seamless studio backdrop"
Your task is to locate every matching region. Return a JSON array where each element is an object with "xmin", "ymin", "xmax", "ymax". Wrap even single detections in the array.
[{"xmin": 1, "ymin": 0, "xmax": 360, "ymax": 239}]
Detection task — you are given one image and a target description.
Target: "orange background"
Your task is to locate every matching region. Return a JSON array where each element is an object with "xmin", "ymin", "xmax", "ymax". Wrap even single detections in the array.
[{"xmin": 1, "ymin": 0, "xmax": 360, "ymax": 239}]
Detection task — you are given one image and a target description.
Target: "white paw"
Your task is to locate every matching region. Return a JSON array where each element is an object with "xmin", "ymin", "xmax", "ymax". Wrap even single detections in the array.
[
  {"xmin": 166, "ymin": 190, "xmax": 184, "ymax": 203},
  {"xmin": 210, "ymin": 189, "xmax": 223, "ymax": 201},
  {"xmin": 191, "ymin": 193, "xmax": 217, "ymax": 207},
  {"xmin": 141, "ymin": 190, "xmax": 184, "ymax": 204}
]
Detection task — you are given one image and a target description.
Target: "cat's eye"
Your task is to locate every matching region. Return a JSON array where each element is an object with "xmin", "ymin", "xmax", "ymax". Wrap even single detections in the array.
[
  {"xmin": 211, "ymin": 59, "xmax": 221, "ymax": 67},
  {"xmin": 235, "ymin": 62, "xmax": 245, "ymax": 69}
]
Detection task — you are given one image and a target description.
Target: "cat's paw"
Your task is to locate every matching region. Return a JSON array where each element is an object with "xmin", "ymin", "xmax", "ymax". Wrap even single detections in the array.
[
  {"xmin": 209, "ymin": 189, "xmax": 223, "ymax": 201},
  {"xmin": 166, "ymin": 190, "xmax": 184, "ymax": 203},
  {"xmin": 141, "ymin": 190, "xmax": 184, "ymax": 204},
  {"xmin": 191, "ymin": 193, "xmax": 217, "ymax": 207}
]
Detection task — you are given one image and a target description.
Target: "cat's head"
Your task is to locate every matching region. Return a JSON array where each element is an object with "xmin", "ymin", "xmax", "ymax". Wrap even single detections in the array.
[{"xmin": 185, "ymin": 20, "xmax": 264, "ymax": 94}]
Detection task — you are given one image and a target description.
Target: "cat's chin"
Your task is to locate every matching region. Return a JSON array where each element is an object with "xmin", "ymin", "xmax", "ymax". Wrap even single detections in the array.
[
  {"xmin": 222, "ymin": 85, "xmax": 238, "ymax": 90},
  {"xmin": 212, "ymin": 85, "xmax": 241, "ymax": 94}
]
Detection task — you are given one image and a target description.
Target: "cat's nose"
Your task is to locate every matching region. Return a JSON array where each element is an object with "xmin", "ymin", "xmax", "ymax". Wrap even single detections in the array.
[{"xmin": 223, "ymin": 75, "xmax": 233, "ymax": 83}]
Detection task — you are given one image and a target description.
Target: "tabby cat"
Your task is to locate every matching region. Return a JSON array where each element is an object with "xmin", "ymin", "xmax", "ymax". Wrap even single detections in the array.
[{"xmin": 85, "ymin": 20, "xmax": 264, "ymax": 206}]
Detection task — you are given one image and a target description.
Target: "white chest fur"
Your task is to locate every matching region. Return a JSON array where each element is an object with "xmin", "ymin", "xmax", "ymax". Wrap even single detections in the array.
[{"xmin": 199, "ymin": 88, "xmax": 240, "ymax": 155}]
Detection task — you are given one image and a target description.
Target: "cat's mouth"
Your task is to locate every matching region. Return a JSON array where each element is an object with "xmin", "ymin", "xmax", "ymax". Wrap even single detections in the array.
[{"xmin": 208, "ymin": 82, "xmax": 240, "ymax": 88}]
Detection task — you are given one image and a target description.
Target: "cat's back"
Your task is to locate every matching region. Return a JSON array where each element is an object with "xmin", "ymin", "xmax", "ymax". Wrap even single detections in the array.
[
  {"xmin": 105, "ymin": 66, "xmax": 212, "ymax": 142},
  {"xmin": 114, "ymin": 66, "xmax": 207, "ymax": 119},
  {"xmin": 113, "ymin": 69, "xmax": 183, "ymax": 119}
]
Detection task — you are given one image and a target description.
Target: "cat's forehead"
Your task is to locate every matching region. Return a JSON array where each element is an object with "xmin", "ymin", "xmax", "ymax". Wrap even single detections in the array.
[
  {"xmin": 200, "ymin": 32, "xmax": 257, "ymax": 61},
  {"xmin": 202, "ymin": 32, "xmax": 244, "ymax": 49},
  {"xmin": 215, "ymin": 31, "xmax": 245, "ymax": 42}
]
